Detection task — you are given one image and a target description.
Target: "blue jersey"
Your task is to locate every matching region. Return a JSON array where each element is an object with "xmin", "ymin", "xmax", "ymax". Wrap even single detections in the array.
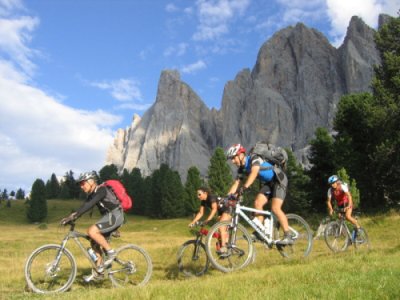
[{"xmin": 243, "ymin": 155, "xmax": 275, "ymax": 182}]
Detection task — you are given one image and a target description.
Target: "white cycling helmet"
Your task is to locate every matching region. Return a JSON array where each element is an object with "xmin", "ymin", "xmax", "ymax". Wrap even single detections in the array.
[
  {"xmin": 226, "ymin": 144, "xmax": 246, "ymax": 159},
  {"xmin": 77, "ymin": 171, "xmax": 98, "ymax": 183},
  {"xmin": 328, "ymin": 175, "xmax": 339, "ymax": 184}
]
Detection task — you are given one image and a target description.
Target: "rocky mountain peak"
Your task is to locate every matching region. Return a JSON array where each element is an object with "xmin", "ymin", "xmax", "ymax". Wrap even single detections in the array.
[{"xmin": 106, "ymin": 15, "xmax": 382, "ymax": 180}]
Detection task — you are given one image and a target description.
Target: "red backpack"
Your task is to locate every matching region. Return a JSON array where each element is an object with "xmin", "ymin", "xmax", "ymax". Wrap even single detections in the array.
[{"xmin": 102, "ymin": 180, "xmax": 133, "ymax": 212}]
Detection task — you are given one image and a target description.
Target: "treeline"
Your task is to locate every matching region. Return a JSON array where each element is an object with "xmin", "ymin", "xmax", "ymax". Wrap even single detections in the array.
[{"xmin": 26, "ymin": 15, "xmax": 399, "ymax": 222}]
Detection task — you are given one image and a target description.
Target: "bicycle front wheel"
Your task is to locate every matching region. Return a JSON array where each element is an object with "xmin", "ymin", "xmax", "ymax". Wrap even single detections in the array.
[
  {"xmin": 24, "ymin": 244, "xmax": 77, "ymax": 294},
  {"xmin": 177, "ymin": 240, "xmax": 209, "ymax": 277},
  {"xmin": 205, "ymin": 221, "xmax": 254, "ymax": 273},
  {"xmin": 109, "ymin": 244, "xmax": 153, "ymax": 287},
  {"xmin": 324, "ymin": 221, "xmax": 349, "ymax": 252},
  {"xmin": 275, "ymin": 214, "xmax": 313, "ymax": 259},
  {"xmin": 354, "ymin": 227, "xmax": 371, "ymax": 251}
]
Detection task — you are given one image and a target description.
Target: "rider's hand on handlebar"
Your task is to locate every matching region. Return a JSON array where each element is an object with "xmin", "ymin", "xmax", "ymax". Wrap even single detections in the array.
[{"xmin": 60, "ymin": 213, "xmax": 77, "ymax": 226}]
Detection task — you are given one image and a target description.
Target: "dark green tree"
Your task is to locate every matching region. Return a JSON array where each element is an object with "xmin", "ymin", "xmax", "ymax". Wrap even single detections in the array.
[
  {"xmin": 307, "ymin": 127, "xmax": 337, "ymax": 212},
  {"xmin": 1, "ymin": 189, "xmax": 8, "ymax": 200},
  {"xmin": 27, "ymin": 179, "xmax": 48, "ymax": 222},
  {"xmin": 184, "ymin": 166, "xmax": 203, "ymax": 215},
  {"xmin": 122, "ymin": 168, "xmax": 145, "ymax": 215},
  {"xmin": 45, "ymin": 173, "xmax": 60, "ymax": 199},
  {"xmin": 99, "ymin": 164, "xmax": 119, "ymax": 182},
  {"xmin": 58, "ymin": 171, "xmax": 80, "ymax": 199},
  {"xmin": 16, "ymin": 188, "xmax": 25, "ymax": 200},
  {"xmin": 208, "ymin": 147, "xmax": 233, "ymax": 196},
  {"xmin": 285, "ymin": 149, "xmax": 311, "ymax": 214},
  {"xmin": 334, "ymin": 15, "xmax": 400, "ymax": 209},
  {"xmin": 149, "ymin": 164, "xmax": 185, "ymax": 218}
]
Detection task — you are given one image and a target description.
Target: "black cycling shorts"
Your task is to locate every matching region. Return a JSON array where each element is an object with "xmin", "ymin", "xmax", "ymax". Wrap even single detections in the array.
[{"xmin": 96, "ymin": 207, "xmax": 124, "ymax": 234}]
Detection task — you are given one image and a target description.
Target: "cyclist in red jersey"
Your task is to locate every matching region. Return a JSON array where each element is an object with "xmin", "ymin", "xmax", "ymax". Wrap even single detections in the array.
[{"xmin": 327, "ymin": 175, "xmax": 360, "ymax": 230}]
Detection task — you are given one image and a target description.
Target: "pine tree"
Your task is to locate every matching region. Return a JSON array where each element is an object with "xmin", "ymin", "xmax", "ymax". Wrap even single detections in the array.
[
  {"xmin": 184, "ymin": 166, "xmax": 203, "ymax": 215},
  {"xmin": 27, "ymin": 179, "xmax": 48, "ymax": 223},
  {"xmin": 45, "ymin": 173, "xmax": 60, "ymax": 199},
  {"xmin": 208, "ymin": 147, "xmax": 233, "ymax": 196},
  {"xmin": 285, "ymin": 149, "xmax": 311, "ymax": 214},
  {"xmin": 307, "ymin": 127, "xmax": 337, "ymax": 212},
  {"xmin": 16, "ymin": 188, "xmax": 25, "ymax": 200},
  {"xmin": 99, "ymin": 164, "xmax": 119, "ymax": 182}
]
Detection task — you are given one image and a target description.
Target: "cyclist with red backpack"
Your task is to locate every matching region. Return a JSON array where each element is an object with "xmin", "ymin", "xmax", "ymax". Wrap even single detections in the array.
[
  {"xmin": 327, "ymin": 175, "xmax": 360, "ymax": 232},
  {"xmin": 61, "ymin": 171, "xmax": 124, "ymax": 282},
  {"xmin": 225, "ymin": 143, "xmax": 293, "ymax": 245}
]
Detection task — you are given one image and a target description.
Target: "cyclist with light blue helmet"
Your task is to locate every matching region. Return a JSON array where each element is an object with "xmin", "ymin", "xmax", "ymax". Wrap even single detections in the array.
[{"xmin": 327, "ymin": 175, "xmax": 360, "ymax": 231}]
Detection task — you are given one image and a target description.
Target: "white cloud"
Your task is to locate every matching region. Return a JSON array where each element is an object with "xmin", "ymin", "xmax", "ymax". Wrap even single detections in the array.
[
  {"xmin": 0, "ymin": 14, "xmax": 39, "ymax": 76},
  {"xmin": 326, "ymin": 0, "xmax": 400, "ymax": 46},
  {"xmin": 89, "ymin": 78, "xmax": 142, "ymax": 101},
  {"xmin": 193, "ymin": 0, "xmax": 251, "ymax": 41},
  {"xmin": 0, "ymin": 1, "xmax": 121, "ymax": 192},
  {"xmin": 181, "ymin": 59, "xmax": 207, "ymax": 74},
  {"xmin": 165, "ymin": 3, "xmax": 179, "ymax": 13},
  {"xmin": 0, "ymin": 62, "xmax": 121, "ymax": 192},
  {"xmin": 163, "ymin": 42, "xmax": 188, "ymax": 57}
]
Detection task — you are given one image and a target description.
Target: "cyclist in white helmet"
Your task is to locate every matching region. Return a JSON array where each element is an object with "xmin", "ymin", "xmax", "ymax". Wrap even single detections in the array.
[
  {"xmin": 226, "ymin": 143, "xmax": 292, "ymax": 245},
  {"xmin": 327, "ymin": 175, "xmax": 360, "ymax": 231},
  {"xmin": 61, "ymin": 171, "xmax": 124, "ymax": 282}
]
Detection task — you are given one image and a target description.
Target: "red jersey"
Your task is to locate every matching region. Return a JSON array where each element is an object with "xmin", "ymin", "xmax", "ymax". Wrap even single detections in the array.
[{"xmin": 328, "ymin": 182, "xmax": 349, "ymax": 206}]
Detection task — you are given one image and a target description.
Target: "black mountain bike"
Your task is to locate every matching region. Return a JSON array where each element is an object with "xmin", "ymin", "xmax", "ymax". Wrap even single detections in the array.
[{"xmin": 177, "ymin": 222, "xmax": 214, "ymax": 277}]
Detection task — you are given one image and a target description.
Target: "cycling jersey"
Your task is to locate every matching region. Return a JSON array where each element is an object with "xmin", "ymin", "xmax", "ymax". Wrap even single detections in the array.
[
  {"xmin": 328, "ymin": 182, "xmax": 350, "ymax": 207},
  {"xmin": 238, "ymin": 155, "xmax": 275, "ymax": 182},
  {"xmin": 75, "ymin": 185, "xmax": 120, "ymax": 218},
  {"xmin": 200, "ymin": 194, "xmax": 229, "ymax": 215}
]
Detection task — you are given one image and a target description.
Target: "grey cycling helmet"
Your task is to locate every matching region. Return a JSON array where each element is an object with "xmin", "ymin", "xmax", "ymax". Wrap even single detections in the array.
[{"xmin": 77, "ymin": 171, "xmax": 98, "ymax": 183}]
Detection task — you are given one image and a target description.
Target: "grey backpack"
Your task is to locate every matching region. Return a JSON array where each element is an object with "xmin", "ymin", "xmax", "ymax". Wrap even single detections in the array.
[{"xmin": 249, "ymin": 141, "xmax": 288, "ymax": 170}]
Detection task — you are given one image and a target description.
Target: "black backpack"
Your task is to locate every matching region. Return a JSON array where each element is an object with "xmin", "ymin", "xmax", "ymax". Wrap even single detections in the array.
[{"xmin": 249, "ymin": 141, "xmax": 288, "ymax": 170}]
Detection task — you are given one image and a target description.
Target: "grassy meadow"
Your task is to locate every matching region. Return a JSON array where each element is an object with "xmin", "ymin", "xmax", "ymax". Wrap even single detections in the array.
[{"xmin": 0, "ymin": 199, "xmax": 399, "ymax": 300}]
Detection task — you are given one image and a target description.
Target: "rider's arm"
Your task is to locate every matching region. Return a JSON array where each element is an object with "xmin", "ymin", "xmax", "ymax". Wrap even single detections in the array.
[
  {"xmin": 205, "ymin": 202, "xmax": 218, "ymax": 223},
  {"xmin": 243, "ymin": 165, "xmax": 260, "ymax": 189},
  {"xmin": 228, "ymin": 178, "xmax": 241, "ymax": 195},
  {"xmin": 74, "ymin": 187, "xmax": 107, "ymax": 218},
  {"xmin": 189, "ymin": 205, "xmax": 205, "ymax": 226},
  {"xmin": 327, "ymin": 190, "xmax": 333, "ymax": 216}
]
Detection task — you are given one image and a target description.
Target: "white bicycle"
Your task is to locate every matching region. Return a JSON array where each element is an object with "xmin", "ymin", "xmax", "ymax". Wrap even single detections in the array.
[{"xmin": 205, "ymin": 195, "xmax": 313, "ymax": 272}]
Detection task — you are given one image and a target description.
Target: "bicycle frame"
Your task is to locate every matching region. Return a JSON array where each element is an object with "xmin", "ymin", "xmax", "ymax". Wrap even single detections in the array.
[
  {"xmin": 56, "ymin": 223, "xmax": 101, "ymax": 270},
  {"xmin": 229, "ymin": 200, "xmax": 300, "ymax": 247}
]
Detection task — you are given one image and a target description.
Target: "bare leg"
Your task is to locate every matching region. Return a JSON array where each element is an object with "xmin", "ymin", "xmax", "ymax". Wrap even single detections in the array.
[
  {"xmin": 271, "ymin": 197, "xmax": 289, "ymax": 232},
  {"xmin": 254, "ymin": 193, "xmax": 268, "ymax": 223}
]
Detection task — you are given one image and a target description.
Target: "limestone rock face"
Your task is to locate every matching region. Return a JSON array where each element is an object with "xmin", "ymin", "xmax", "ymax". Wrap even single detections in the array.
[{"xmin": 106, "ymin": 16, "xmax": 381, "ymax": 180}]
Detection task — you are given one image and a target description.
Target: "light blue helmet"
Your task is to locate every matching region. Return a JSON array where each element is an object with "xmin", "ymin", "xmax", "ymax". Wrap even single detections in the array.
[{"xmin": 328, "ymin": 175, "xmax": 339, "ymax": 184}]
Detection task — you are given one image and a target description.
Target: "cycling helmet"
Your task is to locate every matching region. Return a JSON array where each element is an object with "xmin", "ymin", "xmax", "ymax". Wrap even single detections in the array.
[
  {"xmin": 328, "ymin": 175, "xmax": 339, "ymax": 184},
  {"xmin": 77, "ymin": 171, "xmax": 98, "ymax": 183},
  {"xmin": 226, "ymin": 144, "xmax": 246, "ymax": 159}
]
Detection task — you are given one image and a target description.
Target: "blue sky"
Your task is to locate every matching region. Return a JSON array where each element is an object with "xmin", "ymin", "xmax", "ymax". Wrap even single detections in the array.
[{"xmin": 0, "ymin": 0, "xmax": 398, "ymax": 194}]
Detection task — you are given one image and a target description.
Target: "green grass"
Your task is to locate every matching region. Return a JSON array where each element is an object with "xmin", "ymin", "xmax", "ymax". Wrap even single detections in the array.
[{"xmin": 0, "ymin": 200, "xmax": 399, "ymax": 299}]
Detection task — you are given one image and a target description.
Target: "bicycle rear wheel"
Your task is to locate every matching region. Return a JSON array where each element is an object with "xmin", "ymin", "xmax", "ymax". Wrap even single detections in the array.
[
  {"xmin": 24, "ymin": 244, "xmax": 77, "ymax": 294},
  {"xmin": 275, "ymin": 214, "xmax": 313, "ymax": 259},
  {"xmin": 177, "ymin": 240, "xmax": 209, "ymax": 277},
  {"xmin": 205, "ymin": 221, "xmax": 254, "ymax": 273},
  {"xmin": 109, "ymin": 244, "xmax": 152, "ymax": 287},
  {"xmin": 354, "ymin": 227, "xmax": 371, "ymax": 251},
  {"xmin": 324, "ymin": 221, "xmax": 349, "ymax": 252}
]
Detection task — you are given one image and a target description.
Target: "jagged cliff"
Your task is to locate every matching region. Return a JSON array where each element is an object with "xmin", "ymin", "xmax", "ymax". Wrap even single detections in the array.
[{"xmin": 106, "ymin": 16, "xmax": 381, "ymax": 179}]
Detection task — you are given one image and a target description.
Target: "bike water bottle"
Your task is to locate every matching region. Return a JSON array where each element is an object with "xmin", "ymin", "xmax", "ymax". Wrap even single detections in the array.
[
  {"xmin": 253, "ymin": 217, "xmax": 265, "ymax": 231},
  {"xmin": 87, "ymin": 247, "xmax": 98, "ymax": 262},
  {"xmin": 263, "ymin": 218, "xmax": 271, "ymax": 234},
  {"xmin": 351, "ymin": 229, "xmax": 356, "ymax": 241}
]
